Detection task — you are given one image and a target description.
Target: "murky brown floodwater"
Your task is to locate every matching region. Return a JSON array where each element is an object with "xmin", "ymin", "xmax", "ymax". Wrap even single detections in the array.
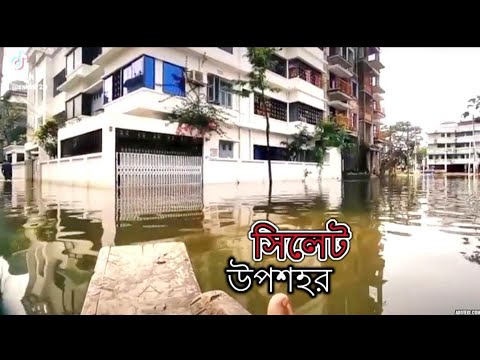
[{"xmin": 1, "ymin": 176, "xmax": 480, "ymax": 315}]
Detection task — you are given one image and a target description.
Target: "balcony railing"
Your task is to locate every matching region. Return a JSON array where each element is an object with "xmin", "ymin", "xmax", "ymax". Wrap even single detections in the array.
[
  {"xmin": 289, "ymin": 67, "xmax": 324, "ymax": 88},
  {"xmin": 254, "ymin": 94, "xmax": 288, "ymax": 121},
  {"xmin": 334, "ymin": 114, "xmax": 356, "ymax": 132},
  {"xmin": 362, "ymin": 76, "xmax": 373, "ymax": 94},
  {"xmin": 374, "ymin": 129, "xmax": 387, "ymax": 141},
  {"xmin": 374, "ymin": 105, "xmax": 385, "ymax": 118},
  {"xmin": 329, "ymin": 78, "xmax": 352, "ymax": 96}
]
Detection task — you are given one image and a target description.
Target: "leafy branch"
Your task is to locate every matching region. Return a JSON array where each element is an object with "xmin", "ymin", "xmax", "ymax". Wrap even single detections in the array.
[{"xmin": 158, "ymin": 55, "xmax": 231, "ymax": 140}]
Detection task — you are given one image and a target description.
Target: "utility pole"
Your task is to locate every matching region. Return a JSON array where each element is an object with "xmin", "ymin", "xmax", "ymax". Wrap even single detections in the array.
[
  {"xmin": 414, "ymin": 137, "xmax": 418, "ymax": 174},
  {"xmin": 473, "ymin": 114, "xmax": 477, "ymax": 176}
]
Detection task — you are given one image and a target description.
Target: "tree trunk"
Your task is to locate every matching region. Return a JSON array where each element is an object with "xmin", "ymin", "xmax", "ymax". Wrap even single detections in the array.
[{"xmin": 261, "ymin": 93, "xmax": 273, "ymax": 206}]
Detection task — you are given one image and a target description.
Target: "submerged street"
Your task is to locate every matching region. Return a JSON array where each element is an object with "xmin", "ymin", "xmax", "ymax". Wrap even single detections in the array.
[{"xmin": 1, "ymin": 176, "xmax": 480, "ymax": 315}]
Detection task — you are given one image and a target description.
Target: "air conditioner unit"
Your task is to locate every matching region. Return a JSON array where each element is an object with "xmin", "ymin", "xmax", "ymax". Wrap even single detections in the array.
[{"xmin": 186, "ymin": 70, "xmax": 205, "ymax": 86}]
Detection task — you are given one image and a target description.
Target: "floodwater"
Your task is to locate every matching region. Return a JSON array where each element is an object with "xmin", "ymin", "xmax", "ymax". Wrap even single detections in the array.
[{"xmin": 1, "ymin": 176, "xmax": 480, "ymax": 315}]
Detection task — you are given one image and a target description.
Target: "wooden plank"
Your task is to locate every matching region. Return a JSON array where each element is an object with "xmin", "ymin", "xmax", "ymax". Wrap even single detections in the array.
[
  {"xmin": 190, "ymin": 291, "xmax": 251, "ymax": 315},
  {"xmin": 81, "ymin": 242, "xmax": 201, "ymax": 315},
  {"xmin": 81, "ymin": 246, "xmax": 111, "ymax": 315}
]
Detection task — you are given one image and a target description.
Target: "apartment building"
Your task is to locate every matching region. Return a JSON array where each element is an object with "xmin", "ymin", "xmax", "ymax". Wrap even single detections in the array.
[
  {"xmin": 426, "ymin": 119, "xmax": 480, "ymax": 173},
  {"xmin": 326, "ymin": 47, "xmax": 385, "ymax": 174},
  {"xmin": 24, "ymin": 47, "xmax": 349, "ymax": 188},
  {"xmin": 24, "ymin": 47, "xmax": 386, "ymax": 188}
]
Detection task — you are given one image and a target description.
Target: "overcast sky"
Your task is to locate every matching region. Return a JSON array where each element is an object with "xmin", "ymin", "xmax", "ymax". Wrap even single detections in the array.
[
  {"xmin": 3, "ymin": 47, "xmax": 480, "ymax": 135},
  {"xmin": 381, "ymin": 47, "xmax": 480, "ymax": 133}
]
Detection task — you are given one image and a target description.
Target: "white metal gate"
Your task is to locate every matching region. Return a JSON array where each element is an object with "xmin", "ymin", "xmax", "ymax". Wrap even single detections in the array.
[{"xmin": 115, "ymin": 152, "xmax": 203, "ymax": 188}]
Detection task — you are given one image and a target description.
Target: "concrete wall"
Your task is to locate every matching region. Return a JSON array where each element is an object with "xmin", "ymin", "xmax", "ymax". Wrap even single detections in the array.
[
  {"xmin": 11, "ymin": 163, "xmax": 25, "ymax": 180},
  {"xmin": 39, "ymin": 153, "xmax": 106, "ymax": 187}
]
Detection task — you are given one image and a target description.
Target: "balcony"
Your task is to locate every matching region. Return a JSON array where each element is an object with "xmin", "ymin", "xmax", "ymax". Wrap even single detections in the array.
[
  {"xmin": 374, "ymin": 129, "xmax": 387, "ymax": 143},
  {"xmin": 92, "ymin": 47, "xmax": 129, "ymax": 66},
  {"xmin": 328, "ymin": 64, "xmax": 354, "ymax": 79},
  {"xmin": 361, "ymin": 78, "xmax": 373, "ymax": 96},
  {"xmin": 374, "ymin": 104, "xmax": 385, "ymax": 119},
  {"xmin": 289, "ymin": 102, "xmax": 324, "ymax": 126},
  {"xmin": 361, "ymin": 108, "xmax": 373, "ymax": 123},
  {"xmin": 59, "ymin": 47, "xmax": 104, "ymax": 92},
  {"xmin": 327, "ymin": 47, "xmax": 354, "ymax": 70},
  {"xmin": 367, "ymin": 51, "xmax": 385, "ymax": 72},
  {"xmin": 289, "ymin": 60, "xmax": 324, "ymax": 89},
  {"xmin": 334, "ymin": 114, "xmax": 357, "ymax": 133},
  {"xmin": 373, "ymin": 78, "xmax": 385, "ymax": 94},
  {"xmin": 284, "ymin": 48, "xmax": 326, "ymax": 74},
  {"xmin": 328, "ymin": 100, "xmax": 352, "ymax": 112},
  {"xmin": 328, "ymin": 77, "xmax": 353, "ymax": 102}
]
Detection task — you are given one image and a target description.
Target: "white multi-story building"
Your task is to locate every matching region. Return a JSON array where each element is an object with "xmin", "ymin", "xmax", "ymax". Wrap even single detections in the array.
[
  {"xmin": 25, "ymin": 47, "xmax": 343, "ymax": 188},
  {"xmin": 426, "ymin": 119, "xmax": 480, "ymax": 173}
]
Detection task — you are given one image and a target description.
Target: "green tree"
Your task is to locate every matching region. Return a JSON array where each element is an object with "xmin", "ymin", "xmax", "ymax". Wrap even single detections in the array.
[
  {"xmin": 415, "ymin": 146, "xmax": 427, "ymax": 166},
  {"xmin": 462, "ymin": 96, "xmax": 480, "ymax": 172},
  {"xmin": 0, "ymin": 98, "xmax": 27, "ymax": 149},
  {"xmin": 167, "ymin": 56, "xmax": 229, "ymax": 140},
  {"xmin": 34, "ymin": 113, "xmax": 66, "ymax": 159},
  {"xmin": 380, "ymin": 121, "xmax": 422, "ymax": 175},
  {"xmin": 233, "ymin": 47, "xmax": 281, "ymax": 194},
  {"xmin": 283, "ymin": 116, "xmax": 355, "ymax": 167}
]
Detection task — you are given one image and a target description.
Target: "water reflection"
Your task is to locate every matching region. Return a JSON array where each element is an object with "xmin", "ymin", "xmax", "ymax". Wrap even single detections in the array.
[{"xmin": 1, "ymin": 175, "xmax": 480, "ymax": 315}]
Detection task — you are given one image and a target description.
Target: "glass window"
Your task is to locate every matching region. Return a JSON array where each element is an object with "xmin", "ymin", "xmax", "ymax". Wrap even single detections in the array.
[
  {"xmin": 37, "ymin": 80, "xmax": 44, "ymax": 104},
  {"xmin": 219, "ymin": 140, "xmax": 234, "ymax": 158},
  {"xmin": 123, "ymin": 57, "xmax": 144, "ymax": 94},
  {"xmin": 219, "ymin": 80, "xmax": 232, "ymax": 108},
  {"xmin": 74, "ymin": 48, "xmax": 82, "ymax": 70},
  {"xmin": 103, "ymin": 76, "xmax": 112, "ymax": 104},
  {"xmin": 66, "ymin": 52, "xmax": 74, "ymax": 75},
  {"xmin": 163, "ymin": 62, "xmax": 185, "ymax": 96},
  {"xmin": 66, "ymin": 99, "xmax": 74, "ymax": 119},
  {"xmin": 218, "ymin": 47, "xmax": 233, "ymax": 53},
  {"xmin": 74, "ymin": 95, "xmax": 82, "ymax": 117}
]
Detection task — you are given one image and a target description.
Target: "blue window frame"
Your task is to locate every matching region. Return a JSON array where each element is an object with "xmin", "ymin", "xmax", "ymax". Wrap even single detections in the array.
[
  {"xmin": 163, "ymin": 62, "xmax": 185, "ymax": 96},
  {"xmin": 103, "ymin": 55, "xmax": 156, "ymax": 104}
]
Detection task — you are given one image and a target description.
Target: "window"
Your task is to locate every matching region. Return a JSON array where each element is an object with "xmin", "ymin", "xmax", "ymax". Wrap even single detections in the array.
[
  {"xmin": 219, "ymin": 140, "xmax": 234, "ymax": 158},
  {"xmin": 103, "ymin": 55, "xmax": 155, "ymax": 104},
  {"xmin": 253, "ymin": 145, "xmax": 288, "ymax": 161},
  {"xmin": 267, "ymin": 54, "xmax": 287, "ymax": 77},
  {"xmin": 218, "ymin": 47, "xmax": 233, "ymax": 54},
  {"xmin": 163, "ymin": 62, "xmax": 185, "ymax": 96},
  {"xmin": 348, "ymin": 48, "xmax": 355, "ymax": 63},
  {"xmin": 53, "ymin": 69, "xmax": 66, "ymax": 97},
  {"xmin": 207, "ymin": 74, "xmax": 232, "ymax": 108},
  {"xmin": 352, "ymin": 81, "xmax": 358, "ymax": 98},
  {"xmin": 123, "ymin": 57, "xmax": 144, "ymax": 95},
  {"xmin": 91, "ymin": 89, "xmax": 103, "ymax": 115},
  {"xmin": 66, "ymin": 99, "xmax": 74, "ymax": 119},
  {"xmin": 66, "ymin": 47, "xmax": 82, "ymax": 75},
  {"xmin": 254, "ymin": 94, "xmax": 287, "ymax": 121},
  {"xmin": 37, "ymin": 80, "xmax": 44, "ymax": 104},
  {"xmin": 289, "ymin": 102, "xmax": 324, "ymax": 125},
  {"xmin": 61, "ymin": 130, "xmax": 102, "ymax": 158},
  {"xmin": 103, "ymin": 76, "xmax": 113, "ymax": 104},
  {"xmin": 429, "ymin": 155, "xmax": 434, "ymax": 160},
  {"xmin": 66, "ymin": 94, "xmax": 83, "ymax": 120},
  {"xmin": 17, "ymin": 153, "xmax": 25, "ymax": 162}
]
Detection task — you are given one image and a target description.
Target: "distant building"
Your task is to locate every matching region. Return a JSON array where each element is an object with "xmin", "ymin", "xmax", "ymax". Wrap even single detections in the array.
[
  {"xmin": 426, "ymin": 119, "xmax": 480, "ymax": 173},
  {"xmin": 0, "ymin": 80, "xmax": 28, "ymax": 161}
]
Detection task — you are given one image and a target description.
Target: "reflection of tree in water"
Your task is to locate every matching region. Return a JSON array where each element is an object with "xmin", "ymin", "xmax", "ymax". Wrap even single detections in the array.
[
  {"xmin": 0, "ymin": 208, "xmax": 101, "ymax": 315},
  {"xmin": 376, "ymin": 177, "xmax": 422, "ymax": 226}
]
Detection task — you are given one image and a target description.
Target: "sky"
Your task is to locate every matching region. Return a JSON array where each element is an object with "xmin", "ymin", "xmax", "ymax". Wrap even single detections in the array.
[
  {"xmin": 1, "ymin": 47, "xmax": 28, "ymax": 95},
  {"xmin": 2, "ymin": 47, "xmax": 480, "ymax": 135}
]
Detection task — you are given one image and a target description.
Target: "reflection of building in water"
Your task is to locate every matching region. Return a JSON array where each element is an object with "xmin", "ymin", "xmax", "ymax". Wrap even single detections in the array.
[
  {"xmin": 114, "ymin": 184, "xmax": 205, "ymax": 245},
  {"xmin": 19, "ymin": 211, "xmax": 99, "ymax": 315},
  {"xmin": 0, "ymin": 182, "xmax": 102, "ymax": 315}
]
